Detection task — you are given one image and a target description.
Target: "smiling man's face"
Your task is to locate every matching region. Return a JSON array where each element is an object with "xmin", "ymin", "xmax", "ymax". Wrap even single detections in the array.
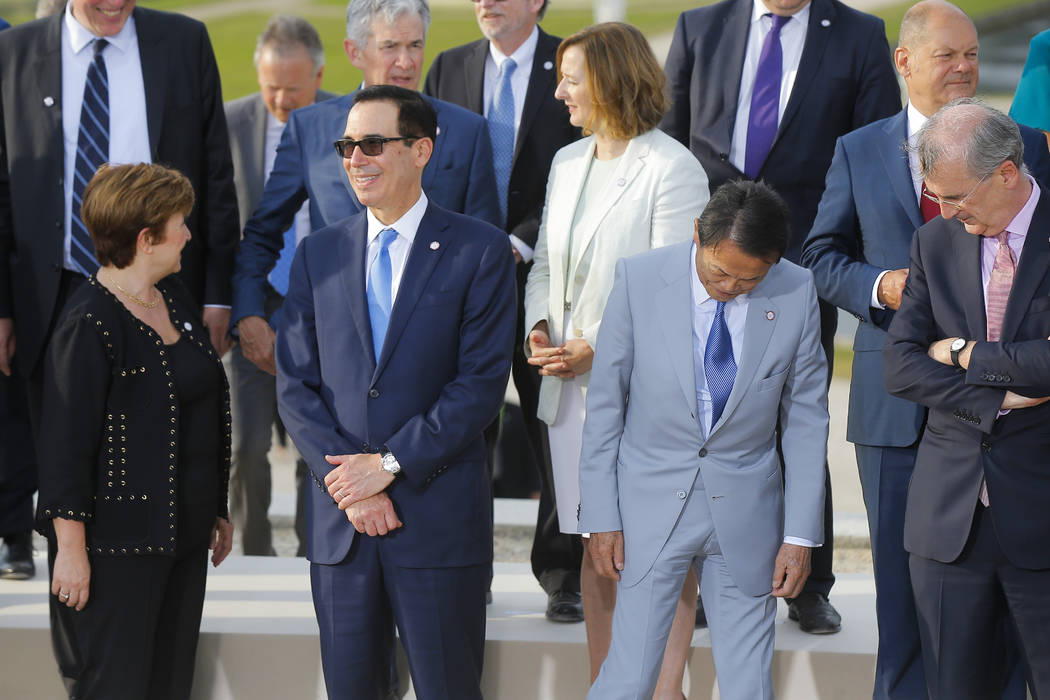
[{"xmin": 70, "ymin": 0, "xmax": 136, "ymax": 37}]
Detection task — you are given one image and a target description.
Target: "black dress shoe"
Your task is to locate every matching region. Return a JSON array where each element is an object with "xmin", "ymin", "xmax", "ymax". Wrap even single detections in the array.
[
  {"xmin": 545, "ymin": 590, "xmax": 584, "ymax": 623},
  {"xmin": 695, "ymin": 593, "xmax": 707, "ymax": 628},
  {"xmin": 0, "ymin": 532, "xmax": 35, "ymax": 580},
  {"xmin": 787, "ymin": 592, "xmax": 841, "ymax": 634}
]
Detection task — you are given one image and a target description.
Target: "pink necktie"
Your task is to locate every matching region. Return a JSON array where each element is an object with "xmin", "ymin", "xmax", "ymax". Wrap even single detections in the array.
[{"xmin": 980, "ymin": 231, "xmax": 1015, "ymax": 507}]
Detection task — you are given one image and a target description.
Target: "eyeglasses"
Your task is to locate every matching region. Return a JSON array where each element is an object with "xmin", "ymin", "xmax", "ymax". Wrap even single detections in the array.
[
  {"xmin": 333, "ymin": 136, "xmax": 421, "ymax": 158},
  {"xmin": 922, "ymin": 171, "xmax": 991, "ymax": 211}
]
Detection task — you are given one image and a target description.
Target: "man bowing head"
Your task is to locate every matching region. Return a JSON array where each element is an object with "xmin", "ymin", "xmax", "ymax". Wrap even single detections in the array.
[{"xmin": 276, "ymin": 85, "xmax": 516, "ymax": 700}]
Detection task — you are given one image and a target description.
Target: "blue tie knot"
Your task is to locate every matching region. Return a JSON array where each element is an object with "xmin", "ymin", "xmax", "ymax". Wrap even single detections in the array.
[
  {"xmin": 93, "ymin": 38, "xmax": 109, "ymax": 57},
  {"xmin": 378, "ymin": 227, "xmax": 398, "ymax": 249},
  {"xmin": 767, "ymin": 13, "xmax": 790, "ymax": 35}
]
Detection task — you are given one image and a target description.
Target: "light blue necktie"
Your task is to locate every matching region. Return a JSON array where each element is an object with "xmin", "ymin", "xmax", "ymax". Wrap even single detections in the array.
[
  {"xmin": 71, "ymin": 39, "xmax": 109, "ymax": 275},
  {"xmin": 366, "ymin": 228, "xmax": 398, "ymax": 360},
  {"xmin": 487, "ymin": 57, "xmax": 517, "ymax": 226},
  {"xmin": 268, "ymin": 225, "xmax": 296, "ymax": 297},
  {"xmin": 705, "ymin": 301, "xmax": 737, "ymax": 427}
]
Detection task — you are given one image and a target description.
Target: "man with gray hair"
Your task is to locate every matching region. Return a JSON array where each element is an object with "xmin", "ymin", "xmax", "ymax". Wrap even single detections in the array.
[
  {"xmin": 884, "ymin": 98, "xmax": 1050, "ymax": 699},
  {"xmin": 225, "ymin": 15, "xmax": 333, "ymax": 556},
  {"xmin": 232, "ymin": 0, "xmax": 501, "ymax": 379}
]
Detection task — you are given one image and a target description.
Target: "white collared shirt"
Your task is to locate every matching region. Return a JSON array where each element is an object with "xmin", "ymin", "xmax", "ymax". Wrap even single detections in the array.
[
  {"xmin": 689, "ymin": 242, "xmax": 818, "ymax": 547},
  {"xmin": 365, "ymin": 192, "xmax": 428, "ymax": 305},
  {"xmin": 264, "ymin": 112, "xmax": 311, "ymax": 245},
  {"xmin": 61, "ymin": 2, "xmax": 150, "ymax": 271},
  {"xmin": 729, "ymin": 0, "xmax": 810, "ymax": 174}
]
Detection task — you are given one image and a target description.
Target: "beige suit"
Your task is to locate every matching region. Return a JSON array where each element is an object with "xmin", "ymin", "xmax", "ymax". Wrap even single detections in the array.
[{"xmin": 524, "ymin": 128, "xmax": 709, "ymax": 424}]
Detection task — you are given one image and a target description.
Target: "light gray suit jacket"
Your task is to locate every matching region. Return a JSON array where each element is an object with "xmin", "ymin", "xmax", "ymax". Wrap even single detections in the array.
[
  {"xmin": 225, "ymin": 90, "xmax": 335, "ymax": 231},
  {"xmin": 577, "ymin": 242, "xmax": 828, "ymax": 596}
]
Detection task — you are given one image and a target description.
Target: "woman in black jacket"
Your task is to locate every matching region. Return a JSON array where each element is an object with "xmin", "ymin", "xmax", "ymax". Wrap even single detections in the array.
[{"xmin": 37, "ymin": 162, "xmax": 233, "ymax": 699}]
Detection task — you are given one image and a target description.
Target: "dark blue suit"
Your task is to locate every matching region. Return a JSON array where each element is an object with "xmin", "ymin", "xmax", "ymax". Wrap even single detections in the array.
[
  {"xmin": 232, "ymin": 92, "xmax": 501, "ymax": 328},
  {"xmin": 802, "ymin": 109, "xmax": 1049, "ymax": 699},
  {"xmin": 276, "ymin": 201, "xmax": 515, "ymax": 698}
]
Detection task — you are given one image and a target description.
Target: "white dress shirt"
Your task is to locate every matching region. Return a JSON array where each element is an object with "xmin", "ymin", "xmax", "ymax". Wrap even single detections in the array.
[
  {"xmin": 729, "ymin": 0, "xmax": 810, "ymax": 174},
  {"xmin": 365, "ymin": 192, "xmax": 428, "ymax": 306},
  {"xmin": 483, "ymin": 26, "xmax": 539, "ymax": 263},
  {"xmin": 689, "ymin": 243, "xmax": 818, "ymax": 547},
  {"xmin": 61, "ymin": 3, "xmax": 150, "ymax": 271},
  {"xmin": 264, "ymin": 112, "xmax": 311, "ymax": 245}
]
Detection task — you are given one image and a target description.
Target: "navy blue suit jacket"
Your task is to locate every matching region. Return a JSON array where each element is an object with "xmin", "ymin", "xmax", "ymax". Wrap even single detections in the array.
[
  {"xmin": 802, "ymin": 110, "xmax": 1050, "ymax": 448},
  {"xmin": 660, "ymin": 0, "xmax": 901, "ymax": 262},
  {"xmin": 884, "ymin": 187, "xmax": 1050, "ymax": 568},
  {"xmin": 275, "ymin": 201, "xmax": 515, "ymax": 566},
  {"xmin": 232, "ymin": 91, "xmax": 501, "ymax": 327}
]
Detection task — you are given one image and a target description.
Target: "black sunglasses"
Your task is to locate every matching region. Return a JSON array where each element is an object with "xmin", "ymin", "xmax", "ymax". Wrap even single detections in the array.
[{"xmin": 333, "ymin": 136, "xmax": 421, "ymax": 158}]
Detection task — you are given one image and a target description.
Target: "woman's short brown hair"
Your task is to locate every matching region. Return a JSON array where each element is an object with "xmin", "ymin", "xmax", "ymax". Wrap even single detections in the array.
[
  {"xmin": 557, "ymin": 22, "xmax": 669, "ymax": 141},
  {"xmin": 80, "ymin": 163, "xmax": 195, "ymax": 269}
]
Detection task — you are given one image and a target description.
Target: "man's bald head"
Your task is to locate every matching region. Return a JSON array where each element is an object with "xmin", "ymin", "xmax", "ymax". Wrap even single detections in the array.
[
  {"xmin": 894, "ymin": 0, "xmax": 978, "ymax": 117},
  {"xmin": 898, "ymin": 0, "xmax": 972, "ymax": 50}
]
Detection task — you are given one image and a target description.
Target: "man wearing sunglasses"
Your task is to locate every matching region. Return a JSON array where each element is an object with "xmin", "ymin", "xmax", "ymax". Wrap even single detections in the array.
[
  {"xmin": 883, "ymin": 98, "xmax": 1050, "ymax": 700},
  {"xmin": 232, "ymin": 0, "xmax": 501, "ymax": 379},
  {"xmin": 276, "ymin": 84, "xmax": 515, "ymax": 700},
  {"xmin": 802, "ymin": 4, "xmax": 1050, "ymax": 697}
]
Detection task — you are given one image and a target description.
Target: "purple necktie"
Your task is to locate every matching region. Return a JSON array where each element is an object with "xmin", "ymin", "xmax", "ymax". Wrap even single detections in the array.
[{"xmin": 744, "ymin": 14, "xmax": 790, "ymax": 179}]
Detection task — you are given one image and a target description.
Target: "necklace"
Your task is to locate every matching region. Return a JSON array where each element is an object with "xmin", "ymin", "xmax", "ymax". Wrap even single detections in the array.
[{"xmin": 104, "ymin": 272, "xmax": 161, "ymax": 309}]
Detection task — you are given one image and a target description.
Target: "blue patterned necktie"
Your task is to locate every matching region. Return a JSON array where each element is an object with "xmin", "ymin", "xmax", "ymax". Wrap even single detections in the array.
[
  {"xmin": 366, "ymin": 228, "xmax": 398, "ymax": 360},
  {"xmin": 744, "ymin": 14, "xmax": 790, "ymax": 179},
  {"xmin": 487, "ymin": 57, "xmax": 517, "ymax": 226},
  {"xmin": 71, "ymin": 38, "xmax": 109, "ymax": 275},
  {"xmin": 705, "ymin": 301, "xmax": 737, "ymax": 427},
  {"xmin": 268, "ymin": 225, "xmax": 296, "ymax": 297}
]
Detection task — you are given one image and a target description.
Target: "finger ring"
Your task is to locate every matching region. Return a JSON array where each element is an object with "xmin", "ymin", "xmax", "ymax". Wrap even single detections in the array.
[
  {"xmin": 60, "ymin": 593, "xmax": 70, "ymax": 600},
  {"xmin": 335, "ymin": 490, "xmax": 343, "ymax": 499}
]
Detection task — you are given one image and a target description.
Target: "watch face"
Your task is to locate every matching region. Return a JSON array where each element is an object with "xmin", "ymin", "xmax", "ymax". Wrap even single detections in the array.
[{"xmin": 951, "ymin": 339, "xmax": 966, "ymax": 351}]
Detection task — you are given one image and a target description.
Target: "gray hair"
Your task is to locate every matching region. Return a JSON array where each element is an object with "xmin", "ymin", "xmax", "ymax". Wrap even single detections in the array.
[
  {"xmin": 345, "ymin": 0, "xmax": 431, "ymax": 49},
  {"xmin": 254, "ymin": 15, "xmax": 325, "ymax": 70},
  {"xmin": 36, "ymin": 0, "xmax": 66, "ymax": 18},
  {"xmin": 914, "ymin": 97, "xmax": 1025, "ymax": 180}
]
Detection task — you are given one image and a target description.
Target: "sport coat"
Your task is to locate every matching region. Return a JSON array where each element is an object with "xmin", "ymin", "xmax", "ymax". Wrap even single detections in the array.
[
  {"xmin": 803, "ymin": 110, "xmax": 1050, "ymax": 448},
  {"xmin": 423, "ymin": 27, "xmax": 579, "ymax": 248},
  {"xmin": 522, "ymin": 130, "xmax": 708, "ymax": 423},
  {"xmin": 578, "ymin": 243, "xmax": 828, "ymax": 596},
  {"xmin": 225, "ymin": 90, "xmax": 336, "ymax": 231},
  {"xmin": 660, "ymin": 0, "xmax": 900, "ymax": 262},
  {"xmin": 275, "ymin": 202, "xmax": 516, "ymax": 566},
  {"xmin": 884, "ymin": 187, "xmax": 1050, "ymax": 569},
  {"xmin": 0, "ymin": 7, "xmax": 239, "ymax": 376},
  {"xmin": 232, "ymin": 91, "xmax": 501, "ymax": 327}
]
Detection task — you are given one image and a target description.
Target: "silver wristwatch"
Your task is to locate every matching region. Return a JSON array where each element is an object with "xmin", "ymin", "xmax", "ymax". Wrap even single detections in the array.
[{"xmin": 380, "ymin": 449, "xmax": 401, "ymax": 476}]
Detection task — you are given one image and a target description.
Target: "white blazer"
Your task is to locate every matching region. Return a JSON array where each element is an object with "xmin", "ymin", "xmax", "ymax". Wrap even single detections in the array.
[{"xmin": 524, "ymin": 128, "xmax": 709, "ymax": 424}]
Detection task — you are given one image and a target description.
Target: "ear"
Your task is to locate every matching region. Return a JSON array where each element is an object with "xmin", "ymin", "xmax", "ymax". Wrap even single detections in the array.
[
  {"xmin": 137, "ymin": 227, "xmax": 153, "ymax": 252},
  {"xmin": 999, "ymin": 160, "xmax": 1021, "ymax": 188},
  {"xmin": 313, "ymin": 64, "xmax": 325, "ymax": 90},
  {"xmin": 344, "ymin": 38, "xmax": 364, "ymax": 71},
  {"xmin": 414, "ymin": 137, "xmax": 434, "ymax": 168},
  {"xmin": 893, "ymin": 46, "xmax": 910, "ymax": 78}
]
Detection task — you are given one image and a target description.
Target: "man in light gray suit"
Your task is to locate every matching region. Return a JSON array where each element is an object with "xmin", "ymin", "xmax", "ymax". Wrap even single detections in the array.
[
  {"xmin": 580, "ymin": 181, "xmax": 829, "ymax": 700},
  {"xmin": 225, "ymin": 15, "xmax": 333, "ymax": 556}
]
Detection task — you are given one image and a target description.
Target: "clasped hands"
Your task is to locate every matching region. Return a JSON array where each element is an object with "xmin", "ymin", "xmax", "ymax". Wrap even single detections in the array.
[
  {"xmin": 323, "ymin": 453, "xmax": 402, "ymax": 536},
  {"xmin": 528, "ymin": 321, "xmax": 593, "ymax": 378},
  {"xmin": 927, "ymin": 335, "xmax": 1050, "ymax": 410}
]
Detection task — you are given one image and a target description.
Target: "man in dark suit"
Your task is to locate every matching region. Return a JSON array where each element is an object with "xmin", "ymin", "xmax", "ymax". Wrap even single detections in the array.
[
  {"xmin": 225, "ymin": 15, "xmax": 335, "ymax": 557},
  {"xmin": 233, "ymin": 0, "xmax": 500, "ymax": 380},
  {"xmin": 802, "ymin": 2, "xmax": 1050, "ymax": 696},
  {"xmin": 276, "ymin": 85, "xmax": 515, "ymax": 699},
  {"xmin": 660, "ymin": 0, "xmax": 902, "ymax": 632},
  {"xmin": 423, "ymin": 0, "xmax": 582, "ymax": 622},
  {"xmin": 884, "ymin": 99, "xmax": 1050, "ymax": 699},
  {"xmin": 0, "ymin": 0, "xmax": 238, "ymax": 577}
]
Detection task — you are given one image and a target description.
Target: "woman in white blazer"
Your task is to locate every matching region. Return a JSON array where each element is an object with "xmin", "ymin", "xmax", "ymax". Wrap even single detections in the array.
[{"xmin": 524, "ymin": 22, "xmax": 709, "ymax": 698}]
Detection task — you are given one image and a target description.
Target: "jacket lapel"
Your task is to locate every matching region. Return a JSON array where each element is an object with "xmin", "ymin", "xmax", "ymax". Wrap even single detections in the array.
[
  {"xmin": 338, "ymin": 216, "xmax": 376, "ymax": 365},
  {"xmin": 373, "ymin": 204, "xmax": 449, "ymax": 379},
  {"xmin": 134, "ymin": 9, "xmax": 166, "ymax": 158},
  {"xmin": 950, "ymin": 222, "xmax": 987, "ymax": 339},
  {"xmin": 879, "ymin": 110, "xmax": 924, "ymax": 232},
  {"xmin": 545, "ymin": 139, "xmax": 595, "ymax": 336},
  {"xmin": 465, "ymin": 40, "xmax": 487, "ymax": 114},
  {"xmin": 515, "ymin": 29, "xmax": 559, "ymax": 160},
  {"xmin": 774, "ymin": 0, "xmax": 834, "ymax": 147},
  {"xmin": 656, "ymin": 251, "xmax": 699, "ymax": 419},
  {"xmin": 1001, "ymin": 190, "xmax": 1050, "ymax": 342},
  {"xmin": 33, "ymin": 15, "xmax": 64, "ymax": 164},
  {"xmin": 249, "ymin": 96, "xmax": 269, "ymax": 205},
  {"xmin": 718, "ymin": 0, "xmax": 752, "ymax": 150}
]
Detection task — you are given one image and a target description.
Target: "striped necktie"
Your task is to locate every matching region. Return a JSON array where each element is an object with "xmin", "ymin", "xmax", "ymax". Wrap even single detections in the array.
[{"xmin": 71, "ymin": 39, "xmax": 109, "ymax": 276}]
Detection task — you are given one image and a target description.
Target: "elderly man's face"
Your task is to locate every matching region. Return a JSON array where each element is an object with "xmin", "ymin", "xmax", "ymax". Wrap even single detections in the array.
[
  {"xmin": 693, "ymin": 235, "xmax": 776, "ymax": 302},
  {"xmin": 70, "ymin": 0, "xmax": 135, "ymax": 37},
  {"xmin": 257, "ymin": 46, "xmax": 323, "ymax": 124},
  {"xmin": 341, "ymin": 100, "xmax": 430, "ymax": 224},
  {"xmin": 897, "ymin": 11, "xmax": 978, "ymax": 117},
  {"xmin": 345, "ymin": 14, "xmax": 425, "ymax": 90},
  {"xmin": 760, "ymin": 0, "xmax": 811, "ymax": 17},
  {"xmin": 474, "ymin": 0, "xmax": 543, "ymax": 48},
  {"xmin": 924, "ymin": 161, "xmax": 1014, "ymax": 237}
]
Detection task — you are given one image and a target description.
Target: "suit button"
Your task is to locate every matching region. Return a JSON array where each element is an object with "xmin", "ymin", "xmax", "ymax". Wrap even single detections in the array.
[
  {"xmin": 676, "ymin": 490, "xmax": 687, "ymax": 499},
  {"xmin": 719, "ymin": 153, "xmax": 728, "ymax": 162},
  {"xmin": 698, "ymin": 448, "xmax": 707, "ymax": 457},
  {"xmin": 369, "ymin": 388, "xmax": 380, "ymax": 398},
  {"xmin": 362, "ymin": 442, "xmax": 371, "ymax": 452},
  {"xmin": 981, "ymin": 441, "xmax": 991, "ymax": 452}
]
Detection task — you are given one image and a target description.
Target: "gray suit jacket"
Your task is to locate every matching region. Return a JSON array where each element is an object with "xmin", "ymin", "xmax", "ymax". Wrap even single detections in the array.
[
  {"xmin": 225, "ymin": 90, "xmax": 335, "ymax": 231},
  {"xmin": 577, "ymin": 242, "xmax": 828, "ymax": 596}
]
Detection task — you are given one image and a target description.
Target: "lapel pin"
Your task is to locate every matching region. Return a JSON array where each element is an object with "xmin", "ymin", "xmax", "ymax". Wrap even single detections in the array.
[
  {"xmin": 430, "ymin": 241, "xmax": 440, "ymax": 250},
  {"xmin": 821, "ymin": 19, "xmax": 831, "ymax": 27},
  {"xmin": 543, "ymin": 61, "xmax": 553, "ymax": 71},
  {"xmin": 616, "ymin": 177, "xmax": 626, "ymax": 187},
  {"xmin": 436, "ymin": 126, "xmax": 441, "ymax": 136},
  {"xmin": 766, "ymin": 310, "xmax": 775, "ymax": 321},
  {"xmin": 43, "ymin": 96, "xmax": 54, "ymax": 107},
  {"xmin": 183, "ymin": 321, "xmax": 193, "ymax": 331}
]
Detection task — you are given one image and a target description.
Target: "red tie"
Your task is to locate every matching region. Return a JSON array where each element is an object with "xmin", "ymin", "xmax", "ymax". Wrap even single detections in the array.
[{"xmin": 920, "ymin": 182, "xmax": 940, "ymax": 223}]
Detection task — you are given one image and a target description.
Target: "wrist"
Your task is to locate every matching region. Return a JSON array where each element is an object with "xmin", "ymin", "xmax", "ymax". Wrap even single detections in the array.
[{"xmin": 380, "ymin": 448, "xmax": 401, "ymax": 477}]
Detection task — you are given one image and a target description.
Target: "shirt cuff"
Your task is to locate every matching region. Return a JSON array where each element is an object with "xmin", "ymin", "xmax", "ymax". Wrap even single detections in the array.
[
  {"xmin": 204, "ymin": 304, "xmax": 232, "ymax": 310},
  {"xmin": 783, "ymin": 535, "xmax": 820, "ymax": 548},
  {"xmin": 509, "ymin": 235, "xmax": 534, "ymax": 263},
  {"xmin": 870, "ymin": 270, "xmax": 889, "ymax": 310}
]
